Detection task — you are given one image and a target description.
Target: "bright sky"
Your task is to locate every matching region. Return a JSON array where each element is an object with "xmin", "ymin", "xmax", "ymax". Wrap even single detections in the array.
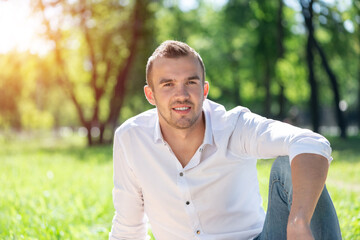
[{"xmin": 0, "ymin": 0, "xmax": 52, "ymax": 55}]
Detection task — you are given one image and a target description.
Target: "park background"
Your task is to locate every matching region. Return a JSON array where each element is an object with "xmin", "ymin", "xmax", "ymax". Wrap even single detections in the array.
[{"xmin": 0, "ymin": 0, "xmax": 359, "ymax": 239}]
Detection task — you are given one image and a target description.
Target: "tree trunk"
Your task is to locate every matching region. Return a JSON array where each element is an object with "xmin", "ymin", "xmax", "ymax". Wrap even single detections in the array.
[
  {"xmin": 301, "ymin": 0, "xmax": 320, "ymax": 133},
  {"xmin": 313, "ymin": 39, "xmax": 347, "ymax": 138},
  {"xmin": 358, "ymin": 5, "xmax": 360, "ymax": 132},
  {"xmin": 358, "ymin": 55, "xmax": 360, "ymax": 132},
  {"xmin": 85, "ymin": 124, "xmax": 93, "ymax": 146},
  {"xmin": 99, "ymin": 124, "xmax": 105, "ymax": 144},
  {"xmin": 106, "ymin": 0, "xmax": 143, "ymax": 134},
  {"xmin": 276, "ymin": 0, "xmax": 286, "ymax": 120},
  {"xmin": 307, "ymin": 37, "xmax": 320, "ymax": 133},
  {"xmin": 301, "ymin": 0, "xmax": 346, "ymax": 137},
  {"xmin": 358, "ymin": 66, "xmax": 360, "ymax": 132}
]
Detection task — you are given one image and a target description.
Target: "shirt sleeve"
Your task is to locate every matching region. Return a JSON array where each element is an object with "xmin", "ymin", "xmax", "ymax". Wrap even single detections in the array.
[
  {"xmin": 230, "ymin": 110, "xmax": 333, "ymax": 164},
  {"xmin": 109, "ymin": 131, "xmax": 147, "ymax": 240}
]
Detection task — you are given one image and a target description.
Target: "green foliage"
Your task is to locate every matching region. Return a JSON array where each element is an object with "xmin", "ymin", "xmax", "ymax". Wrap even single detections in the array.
[
  {"xmin": 0, "ymin": 53, "xmax": 24, "ymax": 128},
  {"xmin": 0, "ymin": 52, "xmax": 62, "ymax": 130},
  {"xmin": 1, "ymin": 0, "xmax": 360, "ymax": 134},
  {"xmin": 0, "ymin": 134, "xmax": 359, "ymax": 239}
]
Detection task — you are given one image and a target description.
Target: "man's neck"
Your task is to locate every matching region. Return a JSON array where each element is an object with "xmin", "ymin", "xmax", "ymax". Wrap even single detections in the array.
[{"xmin": 160, "ymin": 114, "xmax": 206, "ymax": 167}]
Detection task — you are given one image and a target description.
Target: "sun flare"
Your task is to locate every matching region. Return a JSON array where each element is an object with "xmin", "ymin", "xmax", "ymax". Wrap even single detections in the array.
[{"xmin": 0, "ymin": 0, "xmax": 52, "ymax": 55}]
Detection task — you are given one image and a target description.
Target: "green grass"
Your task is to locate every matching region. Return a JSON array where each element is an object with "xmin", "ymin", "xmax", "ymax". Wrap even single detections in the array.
[
  {"xmin": 0, "ymin": 133, "xmax": 359, "ymax": 239},
  {"xmin": 0, "ymin": 134, "xmax": 113, "ymax": 239},
  {"xmin": 325, "ymin": 137, "xmax": 360, "ymax": 239}
]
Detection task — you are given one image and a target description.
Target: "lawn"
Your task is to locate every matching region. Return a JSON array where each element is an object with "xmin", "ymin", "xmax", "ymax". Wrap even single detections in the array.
[{"xmin": 0, "ymin": 132, "xmax": 359, "ymax": 239}]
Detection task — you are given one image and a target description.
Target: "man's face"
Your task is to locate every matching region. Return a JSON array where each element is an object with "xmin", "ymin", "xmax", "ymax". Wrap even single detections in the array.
[{"xmin": 144, "ymin": 56, "xmax": 209, "ymax": 130}]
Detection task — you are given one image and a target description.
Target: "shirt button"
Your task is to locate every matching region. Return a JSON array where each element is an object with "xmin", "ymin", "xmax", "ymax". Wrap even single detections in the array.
[
  {"xmin": 199, "ymin": 148, "xmax": 203, "ymax": 152},
  {"xmin": 186, "ymin": 201, "xmax": 190, "ymax": 205},
  {"xmin": 179, "ymin": 172, "xmax": 184, "ymax": 177},
  {"xmin": 196, "ymin": 230, "xmax": 200, "ymax": 234}
]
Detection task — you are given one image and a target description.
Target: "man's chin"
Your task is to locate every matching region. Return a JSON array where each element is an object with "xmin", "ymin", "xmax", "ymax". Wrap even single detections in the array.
[{"xmin": 172, "ymin": 119, "xmax": 194, "ymax": 129}]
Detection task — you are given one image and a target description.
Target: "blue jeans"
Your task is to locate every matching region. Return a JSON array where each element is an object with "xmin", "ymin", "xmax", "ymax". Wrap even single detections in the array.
[{"xmin": 254, "ymin": 156, "xmax": 342, "ymax": 240}]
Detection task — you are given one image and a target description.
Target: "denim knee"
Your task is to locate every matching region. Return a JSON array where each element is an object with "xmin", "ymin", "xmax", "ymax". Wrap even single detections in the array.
[
  {"xmin": 269, "ymin": 156, "xmax": 292, "ymax": 184},
  {"xmin": 269, "ymin": 156, "xmax": 293, "ymax": 205}
]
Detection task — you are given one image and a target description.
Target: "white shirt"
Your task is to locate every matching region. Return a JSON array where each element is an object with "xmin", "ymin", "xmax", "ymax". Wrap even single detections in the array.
[{"xmin": 109, "ymin": 99, "xmax": 332, "ymax": 240}]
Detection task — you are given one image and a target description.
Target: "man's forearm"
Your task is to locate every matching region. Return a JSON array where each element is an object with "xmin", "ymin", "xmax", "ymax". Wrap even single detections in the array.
[{"xmin": 287, "ymin": 153, "xmax": 329, "ymax": 239}]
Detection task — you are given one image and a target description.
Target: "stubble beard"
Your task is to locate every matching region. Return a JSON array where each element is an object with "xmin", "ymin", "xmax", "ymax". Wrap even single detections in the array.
[{"xmin": 158, "ymin": 100, "xmax": 203, "ymax": 130}]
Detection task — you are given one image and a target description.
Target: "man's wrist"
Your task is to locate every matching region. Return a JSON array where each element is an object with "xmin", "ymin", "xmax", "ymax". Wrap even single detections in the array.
[
  {"xmin": 287, "ymin": 216, "xmax": 314, "ymax": 240},
  {"xmin": 288, "ymin": 211, "xmax": 311, "ymax": 226}
]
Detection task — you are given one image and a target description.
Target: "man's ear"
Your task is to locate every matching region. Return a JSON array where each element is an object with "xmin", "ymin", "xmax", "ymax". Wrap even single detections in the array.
[
  {"xmin": 144, "ymin": 85, "xmax": 156, "ymax": 106},
  {"xmin": 203, "ymin": 81, "xmax": 209, "ymax": 99}
]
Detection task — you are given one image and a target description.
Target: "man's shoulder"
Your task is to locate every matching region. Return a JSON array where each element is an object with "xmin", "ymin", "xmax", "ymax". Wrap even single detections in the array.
[
  {"xmin": 115, "ymin": 108, "xmax": 157, "ymax": 136},
  {"xmin": 204, "ymin": 99, "xmax": 250, "ymax": 129}
]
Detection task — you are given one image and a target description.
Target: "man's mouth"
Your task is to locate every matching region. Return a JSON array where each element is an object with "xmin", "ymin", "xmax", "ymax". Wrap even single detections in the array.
[
  {"xmin": 172, "ymin": 105, "xmax": 192, "ymax": 114},
  {"xmin": 173, "ymin": 107, "xmax": 190, "ymax": 111}
]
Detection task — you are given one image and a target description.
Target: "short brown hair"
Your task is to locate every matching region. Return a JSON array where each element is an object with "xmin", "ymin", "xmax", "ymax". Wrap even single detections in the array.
[{"xmin": 146, "ymin": 40, "xmax": 205, "ymax": 88}]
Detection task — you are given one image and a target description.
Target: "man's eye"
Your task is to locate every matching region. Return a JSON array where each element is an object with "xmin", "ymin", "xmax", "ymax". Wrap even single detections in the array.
[
  {"xmin": 163, "ymin": 83, "xmax": 173, "ymax": 87},
  {"xmin": 188, "ymin": 80, "xmax": 197, "ymax": 85}
]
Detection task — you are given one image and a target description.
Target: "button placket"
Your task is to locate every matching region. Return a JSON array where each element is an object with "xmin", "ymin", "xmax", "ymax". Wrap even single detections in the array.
[{"xmin": 176, "ymin": 171, "xmax": 202, "ymax": 238}]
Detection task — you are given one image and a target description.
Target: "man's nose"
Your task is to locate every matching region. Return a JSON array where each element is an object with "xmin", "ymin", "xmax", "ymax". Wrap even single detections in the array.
[{"xmin": 175, "ymin": 84, "xmax": 190, "ymax": 98}]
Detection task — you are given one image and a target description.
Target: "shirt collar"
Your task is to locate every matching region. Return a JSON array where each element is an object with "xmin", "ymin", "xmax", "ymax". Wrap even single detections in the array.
[
  {"xmin": 153, "ymin": 100, "xmax": 214, "ymax": 146},
  {"xmin": 203, "ymin": 105, "xmax": 214, "ymax": 146},
  {"xmin": 154, "ymin": 113, "xmax": 163, "ymax": 143}
]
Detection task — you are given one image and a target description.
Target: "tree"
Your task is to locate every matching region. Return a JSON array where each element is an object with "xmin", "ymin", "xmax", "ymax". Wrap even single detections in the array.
[
  {"xmin": 33, "ymin": 0, "xmax": 153, "ymax": 145},
  {"xmin": 275, "ymin": 0, "xmax": 286, "ymax": 119},
  {"xmin": 0, "ymin": 53, "xmax": 23, "ymax": 129},
  {"xmin": 355, "ymin": 1, "xmax": 360, "ymax": 131},
  {"xmin": 300, "ymin": 0, "xmax": 320, "ymax": 133},
  {"xmin": 300, "ymin": 0, "xmax": 347, "ymax": 137},
  {"xmin": 253, "ymin": 0, "xmax": 280, "ymax": 117}
]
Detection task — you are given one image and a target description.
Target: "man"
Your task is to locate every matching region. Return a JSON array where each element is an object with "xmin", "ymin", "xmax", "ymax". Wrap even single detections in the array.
[{"xmin": 109, "ymin": 40, "xmax": 341, "ymax": 240}]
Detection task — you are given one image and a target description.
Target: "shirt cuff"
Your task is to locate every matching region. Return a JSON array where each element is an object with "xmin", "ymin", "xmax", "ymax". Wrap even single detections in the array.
[{"xmin": 289, "ymin": 136, "xmax": 333, "ymax": 164}]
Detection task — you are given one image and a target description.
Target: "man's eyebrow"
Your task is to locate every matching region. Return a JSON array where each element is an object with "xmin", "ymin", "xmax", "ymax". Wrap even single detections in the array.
[
  {"xmin": 159, "ymin": 76, "xmax": 200, "ymax": 84},
  {"xmin": 159, "ymin": 78, "xmax": 173, "ymax": 84},
  {"xmin": 188, "ymin": 75, "xmax": 200, "ymax": 80}
]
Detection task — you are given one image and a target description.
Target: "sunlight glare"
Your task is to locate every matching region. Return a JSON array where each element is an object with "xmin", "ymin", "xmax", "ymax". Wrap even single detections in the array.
[{"xmin": 0, "ymin": 0, "xmax": 53, "ymax": 55}]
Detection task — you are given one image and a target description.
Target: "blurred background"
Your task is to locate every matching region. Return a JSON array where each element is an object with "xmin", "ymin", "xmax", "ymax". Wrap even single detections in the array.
[
  {"xmin": 1, "ymin": 0, "xmax": 359, "ymax": 239},
  {"xmin": 0, "ymin": 0, "xmax": 359, "ymax": 144}
]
